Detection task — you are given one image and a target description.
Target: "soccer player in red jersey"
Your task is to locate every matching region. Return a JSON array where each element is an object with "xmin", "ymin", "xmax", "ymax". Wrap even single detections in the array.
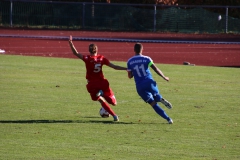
[{"xmin": 68, "ymin": 35, "xmax": 127, "ymax": 121}]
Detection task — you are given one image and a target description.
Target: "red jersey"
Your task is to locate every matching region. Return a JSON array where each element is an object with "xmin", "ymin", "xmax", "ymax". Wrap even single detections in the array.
[{"xmin": 82, "ymin": 54, "xmax": 110, "ymax": 82}]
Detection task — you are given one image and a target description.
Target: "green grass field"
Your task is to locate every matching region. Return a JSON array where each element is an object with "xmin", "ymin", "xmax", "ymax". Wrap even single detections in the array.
[{"xmin": 0, "ymin": 55, "xmax": 239, "ymax": 160}]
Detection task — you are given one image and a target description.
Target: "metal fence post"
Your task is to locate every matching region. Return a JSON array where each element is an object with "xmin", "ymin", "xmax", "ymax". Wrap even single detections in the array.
[
  {"xmin": 82, "ymin": 3, "xmax": 85, "ymax": 29},
  {"xmin": 225, "ymin": 7, "xmax": 228, "ymax": 33},
  {"xmin": 10, "ymin": 0, "xmax": 12, "ymax": 27},
  {"xmin": 153, "ymin": 5, "xmax": 156, "ymax": 32}
]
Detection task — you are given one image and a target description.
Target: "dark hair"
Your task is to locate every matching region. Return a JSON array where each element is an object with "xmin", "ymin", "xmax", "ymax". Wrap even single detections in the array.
[
  {"xmin": 134, "ymin": 43, "xmax": 143, "ymax": 54},
  {"xmin": 89, "ymin": 44, "xmax": 98, "ymax": 54}
]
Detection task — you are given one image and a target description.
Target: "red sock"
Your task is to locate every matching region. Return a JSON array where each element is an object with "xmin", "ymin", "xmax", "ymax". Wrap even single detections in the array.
[{"xmin": 101, "ymin": 102, "xmax": 116, "ymax": 116}]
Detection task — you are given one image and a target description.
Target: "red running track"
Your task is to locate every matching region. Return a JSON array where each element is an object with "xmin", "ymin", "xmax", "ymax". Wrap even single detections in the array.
[{"xmin": 0, "ymin": 29, "xmax": 239, "ymax": 67}]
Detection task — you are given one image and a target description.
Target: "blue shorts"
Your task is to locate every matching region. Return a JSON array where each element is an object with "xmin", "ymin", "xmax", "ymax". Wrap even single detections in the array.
[{"xmin": 136, "ymin": 79, "xmax": 162, "ymax": 103}]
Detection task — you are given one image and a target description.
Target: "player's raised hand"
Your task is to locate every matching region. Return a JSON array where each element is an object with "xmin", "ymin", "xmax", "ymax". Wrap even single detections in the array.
[{"xmin": 68, "ymin": 35, "xmax": 83, "ymax": 59}]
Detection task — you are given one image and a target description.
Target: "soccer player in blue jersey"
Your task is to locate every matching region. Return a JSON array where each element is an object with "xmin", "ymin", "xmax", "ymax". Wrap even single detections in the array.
[{"xmin": 127, "ymin": 43, "xmax": 173, "ymax": 124}]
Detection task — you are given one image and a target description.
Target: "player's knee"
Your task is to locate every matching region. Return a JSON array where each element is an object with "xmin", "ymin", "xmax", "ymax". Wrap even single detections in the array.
[
  {"xmin": 97, "ymin": 96, "xmax": 106, "ymax": 103},
  {"xmin": 147, "ymin": 98, "xmax": 156, "ymax": 106},
  {"xmin": 109, "ymin": 95, "xmax": 117, "ymax": 106},
  {"xmin": 109, "ymin": 100, "xmax": 117, "ymax": 106},
  {"xmin": 154, "ymin": 94, "xmax": 162, "ymax": 102}
]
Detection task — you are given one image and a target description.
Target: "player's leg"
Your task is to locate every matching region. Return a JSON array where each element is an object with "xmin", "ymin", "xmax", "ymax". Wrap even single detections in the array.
[
  {"xmin": 96, "ymin": 96, "xmax": 118, "ymax": 121},
  {"xmin": 137, "ymin": 82, "xmax": 173, "ymax": 124},
  {"xmin": 103, "ymin": 88, "xmax": 117, "ymax": 106},
  {"xmin": 87, "ymin": 82, "xmax": 118, "ymax": 121},
  {"xmin": 154, "ymin": 95, "xmax": 172, "ymax": 109},
  {"xmin": 160, "ymin": 98, "xmax": 172, "ymax": 109},
  {"xmin": 97, "ymin": 80, "xmax": 118, "ymax": 121},
  {"xmin": 150, "ymin": 80, "xmax": 172, "ymax": 109},
  {"xmin": 100, "ymin": 79, "xmax": 117, "ymax": 106},
  {"xmin": 148, "ymin": 100, "xmax": 173, "ymax": 124}
]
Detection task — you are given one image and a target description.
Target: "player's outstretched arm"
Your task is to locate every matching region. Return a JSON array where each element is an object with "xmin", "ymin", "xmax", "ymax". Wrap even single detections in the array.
[
  {"xmin": 151, "ymin": 64, "xmax": 169, "ymax": 81},
  {"xmin": 108, "ymin": 63, "xmax": 127, "ymax": 70},
  {"xmin": 68, "ymin": 35, "xmax": 83, "ymax": 59}
]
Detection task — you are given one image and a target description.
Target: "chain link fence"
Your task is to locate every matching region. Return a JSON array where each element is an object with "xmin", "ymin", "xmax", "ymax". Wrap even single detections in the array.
[{"xmin": 0, "ymin": 0, "xmax": 239, "ymax": 33}]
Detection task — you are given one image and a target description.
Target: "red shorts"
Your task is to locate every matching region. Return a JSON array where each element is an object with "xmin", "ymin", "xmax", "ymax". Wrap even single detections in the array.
[{"xmin": 86, "ymin": 79, "xmax": 117, "ymax": 105}]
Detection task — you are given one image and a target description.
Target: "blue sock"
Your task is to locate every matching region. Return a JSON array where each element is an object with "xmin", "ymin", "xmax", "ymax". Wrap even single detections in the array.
[{"xmin": 152, "ymin": 103, "xmax": 170, "ymax": 121}]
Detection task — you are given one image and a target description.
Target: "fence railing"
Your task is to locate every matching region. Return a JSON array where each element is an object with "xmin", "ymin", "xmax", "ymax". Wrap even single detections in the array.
[{"xmin": 1, "ymin": 0, "xmax": 240, "ymax": 34}]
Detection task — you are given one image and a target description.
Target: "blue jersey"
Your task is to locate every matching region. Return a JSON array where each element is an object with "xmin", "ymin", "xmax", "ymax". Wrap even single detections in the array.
[{"xmin": 127, "ymin": 55, "xmax": 154, "ymax": 85}]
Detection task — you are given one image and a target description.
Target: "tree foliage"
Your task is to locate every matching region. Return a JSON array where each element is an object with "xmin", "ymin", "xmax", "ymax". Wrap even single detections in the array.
[
  {"xmin": 39, "ymin": 0, "xmax": 240, "ymax": 5},
  {"xmin": 35, "ymin": 0, "xmax": 240, "ymax": 18}
]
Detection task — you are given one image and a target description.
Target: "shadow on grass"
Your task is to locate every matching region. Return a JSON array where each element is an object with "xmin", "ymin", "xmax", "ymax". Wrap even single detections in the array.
[
  {"xmin": 0, "ymin": 119, "xmax": 134, "ymax": 124},
  {"xmin": 0, "ymin": 119, "xmax": 169, "ymax": 125}
]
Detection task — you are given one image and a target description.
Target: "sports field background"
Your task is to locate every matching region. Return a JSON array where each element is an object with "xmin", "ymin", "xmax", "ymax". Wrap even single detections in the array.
[
  {"xmin": 0, "ymin": 54, "xmax": 239, "ymax": 160},
  {"xmin": 0, "ymin": 29, "xmax": 240, "ymax": 159}
]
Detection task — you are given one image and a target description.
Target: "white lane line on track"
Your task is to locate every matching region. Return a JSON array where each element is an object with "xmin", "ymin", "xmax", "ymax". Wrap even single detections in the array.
[{"xmin": 0, "ymin": 34, "xmax": 239, "ymax": 45}]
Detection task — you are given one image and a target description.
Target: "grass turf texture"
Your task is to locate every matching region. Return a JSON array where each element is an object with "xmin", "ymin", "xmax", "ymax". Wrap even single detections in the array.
[{"xmin": 0, "ymin": 55, "xmax": 239, "ymax": 160}]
